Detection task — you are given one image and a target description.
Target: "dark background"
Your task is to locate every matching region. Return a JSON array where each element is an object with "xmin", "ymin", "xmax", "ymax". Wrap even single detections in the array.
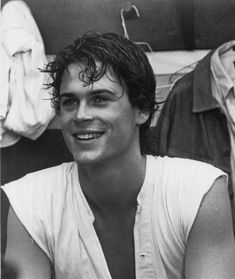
[{"xmin": 2, "ymin": 0, "xmax": 235, "ymax": 54}]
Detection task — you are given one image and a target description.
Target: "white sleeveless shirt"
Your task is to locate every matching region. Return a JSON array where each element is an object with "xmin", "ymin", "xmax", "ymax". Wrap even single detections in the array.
[{"xmin": 2, "ymin": 156, "xmax": 226, "ymax": 279}]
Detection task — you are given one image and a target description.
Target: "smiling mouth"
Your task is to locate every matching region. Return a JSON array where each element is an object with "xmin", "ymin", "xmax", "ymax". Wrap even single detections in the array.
[{"xmin": 74, "ymin": 132, "xmax": 104, "ymax": 141}]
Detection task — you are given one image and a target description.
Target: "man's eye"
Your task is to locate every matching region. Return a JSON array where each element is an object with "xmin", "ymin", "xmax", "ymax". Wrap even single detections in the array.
[
  {"xmin": 61, "ymin": 98, "xmax": 78, "ymax": 107},
  {"xmin": 93, "ymin": 96, "xmax": 109, "ymax": 103}
]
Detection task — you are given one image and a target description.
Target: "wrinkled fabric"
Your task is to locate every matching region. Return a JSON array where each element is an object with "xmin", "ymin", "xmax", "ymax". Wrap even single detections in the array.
[
  {"xmin": 2, "ymin": 156, "xmax": 225, "ymax": 279},
  {"xmin": 0, "ymin": 0, "xmax": 54, "ymax": 147},
  {"xmin": 149, "ymin": 50, "xmax": 232, "ymax": 195},
  {"xmin": 1, "ymin": 129, "xmax": 73, "ymax": 259},
  {"xmin": 211, "ymin": 40, "xmax": 235, "ymax": 210},
  {"xmin": 149, "ymin": 49, "xmax": 234, "ymax": 230}
]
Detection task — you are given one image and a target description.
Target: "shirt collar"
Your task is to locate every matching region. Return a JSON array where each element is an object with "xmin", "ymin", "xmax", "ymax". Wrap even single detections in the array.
[
  {"xmin": 136, "ymin": 155, "xmax": 152, "ymax": 211},
  {"xmin": 210, "ymin": 40, "xmax": 235, "ymax": 99},
  {"xmin": 192, "ymin": 50, "xmax": 219, "ymax": 113}
]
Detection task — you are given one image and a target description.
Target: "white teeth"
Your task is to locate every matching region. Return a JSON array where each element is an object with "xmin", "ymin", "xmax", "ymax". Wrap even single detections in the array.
[{"xmin": 75, "ymin": 133, "xmax": 103, "ymax": 140}]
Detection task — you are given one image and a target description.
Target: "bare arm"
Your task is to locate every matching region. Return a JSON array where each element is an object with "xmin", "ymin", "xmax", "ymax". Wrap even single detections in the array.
[
  {"xmin": 185, "ymin": 176, "xmax": 235, "ymax": 278},
  {"xmin": 4, "ymin": 206, "xmax": 51, "ymax": 279}
]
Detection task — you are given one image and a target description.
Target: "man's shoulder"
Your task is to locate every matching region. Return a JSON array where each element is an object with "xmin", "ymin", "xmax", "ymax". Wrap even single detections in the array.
[
  {"xmin": 153, "ymin": 156, "xmax": 225, "ymax": 185},
  {"xmin": 24, "ymin": 162, "xmax": 76, "ymax": 180},
  {"xmin": 2, "ymin": 162, "xmax": 76, "ymax": 194},
  {"xmin": 169, "ymin": 71, "xmax": 194, "ymax": 98},
  {"xmin": 155, "ymin": 155, "xmax": 216, "ymax": 168},
  {"xmin": 152, "ymin": 156, "xmax": 227, "ymax": 242}
]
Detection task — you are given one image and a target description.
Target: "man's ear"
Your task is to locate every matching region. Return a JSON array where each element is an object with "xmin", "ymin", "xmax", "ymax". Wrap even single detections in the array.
[{"xmin": 136, "ymin": 110, "xmax": 150, "ymax": 125}]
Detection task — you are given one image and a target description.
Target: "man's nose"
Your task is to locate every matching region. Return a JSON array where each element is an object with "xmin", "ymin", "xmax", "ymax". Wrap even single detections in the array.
[{"xmin": 74, "ymin": 102, "xmax": 92, "ymax": 122}]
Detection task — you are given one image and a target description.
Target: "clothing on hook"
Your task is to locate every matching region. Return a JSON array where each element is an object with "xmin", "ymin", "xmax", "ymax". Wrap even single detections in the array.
[{"xmin": 0, "ymin": 0, "xmax": 55, "ymax": 147}]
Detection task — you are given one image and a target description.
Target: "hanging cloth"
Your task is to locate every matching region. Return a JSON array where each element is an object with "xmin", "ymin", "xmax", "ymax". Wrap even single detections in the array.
[{"xmin": 0, "ymin": 0, "xmax": 55, "ymax": 147}]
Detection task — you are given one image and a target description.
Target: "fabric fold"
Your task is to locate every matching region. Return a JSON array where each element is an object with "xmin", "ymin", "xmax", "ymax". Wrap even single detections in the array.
[{"xmin": 0, "ymin": 0, "xmax": 55, "ymax": 147}]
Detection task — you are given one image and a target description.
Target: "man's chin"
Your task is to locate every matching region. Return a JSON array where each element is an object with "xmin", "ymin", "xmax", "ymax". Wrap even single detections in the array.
[{"xmin": 73, "ymin": 154, "xmax": 101, "ymax": 165}]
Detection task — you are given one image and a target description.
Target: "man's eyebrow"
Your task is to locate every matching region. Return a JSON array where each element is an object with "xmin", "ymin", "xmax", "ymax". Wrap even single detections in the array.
[
  {"xmin": 89, "ymin": 89, "xmax": 116, "ymax": 95},
  {"xmin": 60, "ymin": 89, "xmax": 117, "ymax": 98},
  {"xmin": 60, "ymin": 92, "xmax": 76, "ymax": 98}
]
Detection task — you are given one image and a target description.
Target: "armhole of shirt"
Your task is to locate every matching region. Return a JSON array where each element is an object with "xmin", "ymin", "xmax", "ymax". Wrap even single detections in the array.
[
  {"xmin": 1, "ymin": 172, "xmax": 56, "ymax": 262},
  {"xmin": 179, "ymin": 166, "xmax": 227, "ymax": 243}
]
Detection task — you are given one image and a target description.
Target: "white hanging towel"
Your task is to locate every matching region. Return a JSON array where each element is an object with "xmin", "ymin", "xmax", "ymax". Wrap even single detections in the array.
[{"xmin": 0, "ymin": 0, "xmax": 55, "ymax": 147}]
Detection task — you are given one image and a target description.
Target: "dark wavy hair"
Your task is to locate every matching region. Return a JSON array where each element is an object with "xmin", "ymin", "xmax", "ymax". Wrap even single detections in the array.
[{"xmin": 43, "ymin": 32, "xmax": 157, "ymax": 154}]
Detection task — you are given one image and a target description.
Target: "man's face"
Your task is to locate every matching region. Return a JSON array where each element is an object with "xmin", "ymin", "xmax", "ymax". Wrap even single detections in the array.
[{"xmin": 59, "ymin": 63, "xmax": 148, "ymax": 165}]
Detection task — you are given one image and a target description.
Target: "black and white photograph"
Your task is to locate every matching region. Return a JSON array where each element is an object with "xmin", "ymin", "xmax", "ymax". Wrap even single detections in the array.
[{"xmin": 1, "ymin": 0, "xmax": 235, "ymax": 278}]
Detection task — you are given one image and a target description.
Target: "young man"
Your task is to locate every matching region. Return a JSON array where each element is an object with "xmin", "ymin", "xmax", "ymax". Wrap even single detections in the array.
[{"xmin": 2, "ymin": 32, "xmax": 235, "ymax": 279}]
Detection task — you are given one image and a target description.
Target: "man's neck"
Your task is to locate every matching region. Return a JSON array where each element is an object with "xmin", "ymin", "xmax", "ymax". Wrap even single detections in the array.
[{"xmin": 77, "ymin": 153, "xmax": 147, "ymax": 215}]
